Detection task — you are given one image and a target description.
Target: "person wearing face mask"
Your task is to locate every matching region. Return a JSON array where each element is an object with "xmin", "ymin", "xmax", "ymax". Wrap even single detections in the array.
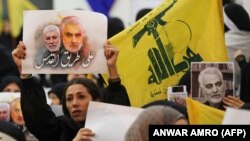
[
  {"xmin": 223, "ymin": 3, "xmax": 250, "ymax": 99},
  {"xmin": 12, "ymin": 41, "xmax": 130, "ymax": 141}
]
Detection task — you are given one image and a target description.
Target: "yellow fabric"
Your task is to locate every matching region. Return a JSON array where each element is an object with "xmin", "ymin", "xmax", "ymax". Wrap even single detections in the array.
[
  {"xmin": 107, "ymin": 0, "xmax": 228, "ymax": 107},
  {"xmin": 0, "ymin": 0, "xmax": 3, "ymax": 34},
  {"xmin": 186, "ymin": 97, "xmax": 225, "ymax": 124},
  {"xmin": 7, "ymin": 0, "xmax": 37, "ymax": 37}
]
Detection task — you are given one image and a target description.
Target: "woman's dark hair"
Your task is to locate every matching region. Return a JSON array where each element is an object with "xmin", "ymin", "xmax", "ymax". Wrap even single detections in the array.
[
  {"xmin": 108, "ymin": 17, "xmax": 125, "ymax": 38},
  {"xmin": 223, "ymin": 0, "xmax": 234, "ymax": 6},
  {"xmin": 178, "ymin": 72, "xmax": 191, "ymax": 94},
  {"xmin": 48, "ymin": 82, "xmax": 67, "ymax": 104},
  {"xmin": 0, "ymin": 75, "xmax": 22, "ymax": 92},
  {"xmin": 224, "ymin": 3, "xmax": 250, "ymax": 32},
  {"xmin": 142, "ymin": 100, "xmax": 188, "ymax": 120},
  {"xmin": 136, "ymin": 8, "xmax": 152, "ymax": 21},
  {"xmin": 61, "ymin": 78, "xmax": 101, "ymax": 116}
]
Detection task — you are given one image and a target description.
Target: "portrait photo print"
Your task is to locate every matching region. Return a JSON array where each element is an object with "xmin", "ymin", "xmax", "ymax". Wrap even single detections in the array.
[
  {"xmin": 22, "ymin": 10, "xmax": 107, "ymax": 74},
  {"xmin": 191, "ymin": 62, "xmax": 234, "ymax": 110}
]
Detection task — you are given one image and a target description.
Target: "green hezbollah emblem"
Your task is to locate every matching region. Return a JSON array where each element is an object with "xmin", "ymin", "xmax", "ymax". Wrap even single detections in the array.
[{"xmin": 132, "ymin": 0, "xmax": 203, "ymax": 84}]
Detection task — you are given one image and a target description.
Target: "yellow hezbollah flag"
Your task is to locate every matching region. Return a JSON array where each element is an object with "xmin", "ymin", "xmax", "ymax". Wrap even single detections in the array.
[
  {"xmin": 0, "ymin": 0, "xmax": 3, "ymax": 34},
  {"xmin": 186, "ymin": 97, "xmax": 225, "ymax": 124},
  {"xmin": 8, "ymin": 0, "xmax": 37, "ymax": 37},
  {"xmin": 109, "ymin": 0, "xmax": 228, "ymax": 107}
]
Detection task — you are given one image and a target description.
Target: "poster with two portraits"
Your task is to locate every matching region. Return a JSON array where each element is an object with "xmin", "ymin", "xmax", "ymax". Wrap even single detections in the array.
[{"xmin": 22, "ymin": 10, "xmax": 107, "ymax": 74}]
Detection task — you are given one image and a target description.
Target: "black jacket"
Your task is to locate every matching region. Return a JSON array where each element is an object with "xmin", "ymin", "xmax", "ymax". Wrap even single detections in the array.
[
  {"xmin": 204, "ymin": 101, "xmax": 225, "ymax": 111},
  {"xmin": 241, "ymin": 103, "xmax": 250, "ymax": 110},
  {"xmin": 236, "ymin": 56, "xmax": 250, "ymax": 103},
  {"xmin": 0, "ymin": 47, "xmax": 19, "ymax": 82}
]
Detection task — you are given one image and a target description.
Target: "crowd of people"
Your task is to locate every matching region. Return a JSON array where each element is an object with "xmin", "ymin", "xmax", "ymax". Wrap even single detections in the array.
[{"xmin": 0, "ymin": 0, "xmax": 250, "ymax": 141}]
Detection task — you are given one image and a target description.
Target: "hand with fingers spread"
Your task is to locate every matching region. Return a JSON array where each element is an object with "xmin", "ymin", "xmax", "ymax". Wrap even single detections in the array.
[
  {"xmin": 104, "ymin": 41, "xmax": 119, "ymax": 79},
  {"xmin": 223, "ymin": 95, "xmax": 245, "ymax": 109},
  {"xmin": 73, "ymin": 128, "xmax": 95, "ymax": 141}
]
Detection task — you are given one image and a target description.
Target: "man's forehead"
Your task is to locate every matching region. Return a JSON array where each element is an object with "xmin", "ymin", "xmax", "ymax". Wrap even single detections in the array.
[
  {"xmin": 203, "ymin": 73, "xmax": 220, "ymax": 78},
  {"xmin": 45, "ymin": 31, "xmax": 59, "ymax": 36},
  {"xmin": 64, "ymin": 23, "xmax": 83, "ymax": 31},
  {"xmin": 203, "ymin": 74, "xmax": 222, "ymax": 83}
]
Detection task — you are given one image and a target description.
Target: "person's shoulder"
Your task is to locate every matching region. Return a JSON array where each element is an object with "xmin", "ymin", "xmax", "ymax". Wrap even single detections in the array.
[{"xmin": 44, "ymin": 49, "xmax": 51, "ymax": 56}]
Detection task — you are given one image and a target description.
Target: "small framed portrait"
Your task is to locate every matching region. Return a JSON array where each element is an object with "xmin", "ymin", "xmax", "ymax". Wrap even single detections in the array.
[
  {"xmin": 191, "ymin": 62, "xmax": 234, "ymax": 110},
  {"xmin": 22, "ymin": 10, "xmax": 107, "ymax": 74}
]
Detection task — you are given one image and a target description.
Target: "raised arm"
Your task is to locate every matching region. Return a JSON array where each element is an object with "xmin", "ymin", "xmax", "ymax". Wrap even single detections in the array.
[
  {"xmin": 12, "ymin": 41, "xmax": 61, "ymax": 140},
  {"xmin": 104, "ymin": 41, "xmax": 119, "ymax": 79},
  {"xmin": 103, "ymin": 41, "xmax": 130, "ymax": 106},
  {"xmin": 12, "ymin": 42, "xmax": 28, "ymax": 77}
]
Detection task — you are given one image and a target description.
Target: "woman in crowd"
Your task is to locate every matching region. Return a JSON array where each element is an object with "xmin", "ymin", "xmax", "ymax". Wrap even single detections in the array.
[
  {"xmin": 125, "ymin": 106, "xmax": 188, "ymax": 141},
  {"xmin": 12, "ymin": 41, "xmax": 130, "ymax": 141},
  {"xmin": 224, "ymin": 3, "xmax": 250, "ymax": 99},
  {"xmin": 0, "ymin": 75, "xmax": 22, "ymax": 92},
  {"xmin": 47, "ymin": 82, "xmax": 67, "ymax": 105}
]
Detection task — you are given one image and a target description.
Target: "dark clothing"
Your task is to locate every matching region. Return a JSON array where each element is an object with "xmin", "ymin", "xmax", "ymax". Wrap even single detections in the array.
[
  {"xmin": 241, "ymin": 103, "xmax": 250, "ymax": 110},
  {"xmin": 0, "ymin": 121, "xmax": 25, "ymax": 141},
  {"xmin": 236, "ymin": 56, "xmax": 250, "ymax": 103},
  {"xmin": 0, "ymin": 75, "xmax": 22, "ymax": 92},
  {"xmin": 0, "ymin": 47, "xmax": 19, "ymax": 82},
  {"xmin": 48, "ymin": 82, "xmax": 67, "ymax": 103},
  {"xmin": 35, "ymin": 50, "xmax": 61, "ymax": 69},
  {"xmin": 204, "ymin": 101, "xmax": 225, "ymax": 111},
  {"xmin": 21, "ymin": 77, "xmax": 130, "ymax": 141},
  {"xmin": 0, "ymin": 33, "xmax": 13, "ymax": 52}
]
